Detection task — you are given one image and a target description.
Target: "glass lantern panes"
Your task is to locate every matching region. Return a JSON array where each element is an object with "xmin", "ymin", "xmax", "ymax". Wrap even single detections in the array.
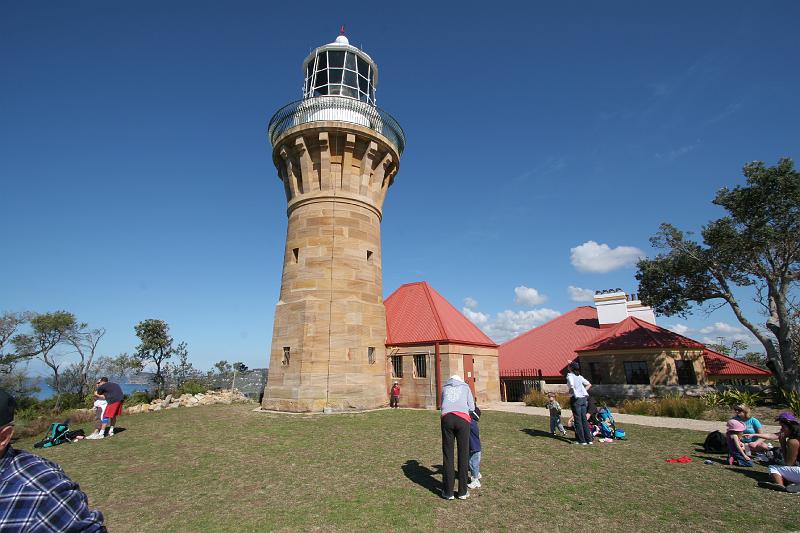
[{"xmin": 304, "ymin": 49, "xmax": 377, "ymax": 104}]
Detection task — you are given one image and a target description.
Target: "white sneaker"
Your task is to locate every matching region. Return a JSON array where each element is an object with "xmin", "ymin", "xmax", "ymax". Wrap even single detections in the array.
[
  {"xmin": 457, "ymin": 492, "xmax": 470, "ymax": 500},
  {"xmin": 108, "ymin": 428, "xmax": 114, "ymax": 436},
  {"xmin": 476, "ymin": 473, "xmax": 482, "ymax": 480},
  {"xmin": 86, "ymin": 432, "xmax": 104, "ymax": 440},
  {"xmin": 468, "ymin": 480, "xmax": 481, "ymax": 489}
]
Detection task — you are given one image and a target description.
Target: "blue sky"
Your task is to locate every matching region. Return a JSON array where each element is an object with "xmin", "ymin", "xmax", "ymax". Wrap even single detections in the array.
[{"xmin": 2, "ymin": 1, "xmax": 797, "ymax": 374}]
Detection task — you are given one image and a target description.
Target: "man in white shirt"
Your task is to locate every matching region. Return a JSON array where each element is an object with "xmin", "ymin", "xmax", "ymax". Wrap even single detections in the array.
[{"xmin": 566, "ymin": 362, "xmax": 593, "ymax": 445}]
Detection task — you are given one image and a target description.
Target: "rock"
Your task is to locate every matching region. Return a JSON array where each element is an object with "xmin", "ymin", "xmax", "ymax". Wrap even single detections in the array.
[
  {"xmin": 152, "ymin": 404, "xmax": 162, "ymax": 411},
  {"xmin": 166, "ymin": 402, "xmax": 180, "ymax": 409},
  {"xmin": 164, "ymin": 394, "xmax": 173, "ymax": 403}
]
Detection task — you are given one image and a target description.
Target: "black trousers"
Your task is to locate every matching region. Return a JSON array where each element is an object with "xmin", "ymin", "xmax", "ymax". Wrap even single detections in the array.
[
  {"xmin": 441, "ymin": 413, "xmax": 470, "ymax": 497},
  {"xmin": 390, "ymin": 395, "xmax": 399, "ymax": 408}
]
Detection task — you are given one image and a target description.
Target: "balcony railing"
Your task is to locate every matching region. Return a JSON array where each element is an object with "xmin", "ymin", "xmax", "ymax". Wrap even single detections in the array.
[{"xmin": 268, "ymin": 96, "xmax": 406, "ymax": 155}]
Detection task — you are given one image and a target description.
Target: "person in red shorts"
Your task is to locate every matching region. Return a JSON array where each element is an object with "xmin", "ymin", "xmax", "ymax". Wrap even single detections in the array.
[{"xmin": 87, "ymin": 378, "xmax": 123, "ymax": 440}]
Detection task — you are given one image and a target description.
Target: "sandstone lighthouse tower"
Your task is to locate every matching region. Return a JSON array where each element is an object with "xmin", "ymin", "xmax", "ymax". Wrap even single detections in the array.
[{"xmin": 262, "ymin": 32, "xmax": 405, "ymax": 412}]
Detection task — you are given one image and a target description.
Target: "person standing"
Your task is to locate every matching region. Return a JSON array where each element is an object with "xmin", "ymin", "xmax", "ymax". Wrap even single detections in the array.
[
  {"xmin": 0, "ymin": 390, "xmax": 106, "ymax": 531},
  {"xmin": 440, "ymin": 374, "xmax": 475, "ymax": 500},
  {"xmin": 566, "ymin": 362, "xmax": 593, "ymax": 445},
  {"xmin": 467, "ymin": 406, "xmax": 482, "ymax": 489},
  {"xmin": 545, "ymin": 393, "xmax": 567, "ymax": 437},
  {"xmin": 390, "ymin": 382, "xmax": 401, "ymax": 409},
  {"xmin": 87, "ymin": 377, "xmax": 123, "ymax": 440}
]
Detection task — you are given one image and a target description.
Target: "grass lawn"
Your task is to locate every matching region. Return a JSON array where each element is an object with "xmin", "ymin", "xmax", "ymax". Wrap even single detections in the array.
[{"xmin": 13, "ymin": 404, "xmax": 800, "ymax": 532}]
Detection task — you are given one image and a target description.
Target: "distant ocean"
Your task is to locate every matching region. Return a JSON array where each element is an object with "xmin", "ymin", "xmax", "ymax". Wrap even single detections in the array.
[{"xmin": 26, "ymin": 379, "xmax": 151, "ymax": 400}]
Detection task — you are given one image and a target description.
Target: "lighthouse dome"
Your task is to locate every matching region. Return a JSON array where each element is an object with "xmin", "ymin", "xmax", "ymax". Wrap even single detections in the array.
[{"xmin": 302, "ymin": 34, "xmax": 378, "ymax": 105}]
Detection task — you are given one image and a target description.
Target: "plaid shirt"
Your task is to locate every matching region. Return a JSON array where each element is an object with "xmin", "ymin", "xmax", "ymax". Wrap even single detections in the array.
[{"xmin": 0, "ymin": 446, "xmax": 105, "ymax": 532}]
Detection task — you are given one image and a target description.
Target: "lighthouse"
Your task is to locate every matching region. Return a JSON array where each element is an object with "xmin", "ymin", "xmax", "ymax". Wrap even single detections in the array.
[{"xmin": 262, "ymin": 33, "xmax": 405, "ymax": 412}]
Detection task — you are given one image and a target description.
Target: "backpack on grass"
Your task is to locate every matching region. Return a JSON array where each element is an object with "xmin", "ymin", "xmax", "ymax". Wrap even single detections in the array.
[
  {"xmin": 703, "ymin": 430, "xmax": 727, "ymax": 454},
  {"xmin": 33, "ymin": 421, "xmax": 70, "ymax": 449}
]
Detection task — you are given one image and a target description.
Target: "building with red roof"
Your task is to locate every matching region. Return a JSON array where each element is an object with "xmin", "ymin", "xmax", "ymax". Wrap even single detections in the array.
[
  {"xmin": 384, "ymin": 282, "xmax": 500, "ymax": 408},
  {"xmin": 498, "ymin": 289, "xmax": 770, "ymax": 400}
]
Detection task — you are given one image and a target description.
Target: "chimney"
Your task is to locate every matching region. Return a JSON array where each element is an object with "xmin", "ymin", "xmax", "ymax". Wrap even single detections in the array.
[
  {"xmin": 594, "ymin": 289, "xmax": 628, "ymax": 327},
  {"xmin": 625, "ymin": 292, "xmax": 656, "ymax": 325}
]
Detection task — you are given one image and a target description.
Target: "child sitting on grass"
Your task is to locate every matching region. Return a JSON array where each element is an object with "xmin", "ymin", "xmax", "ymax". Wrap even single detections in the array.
[
  {"xmin": 726, "ymin": 418, "xmax": 754, "ymax": 467},
  {"xmin": 545, "ymin": 393, "xmax": 567, "ymax": 437}
]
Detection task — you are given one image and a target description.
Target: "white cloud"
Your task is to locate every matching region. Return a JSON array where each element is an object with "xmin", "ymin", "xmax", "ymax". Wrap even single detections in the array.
[
  {"xmin": 462, "ymin": 306, "xmax": 561, "ymax": 343},
  {"xmin": 514, "ymin": 286, "xmax": 547, "ymax": 306},
  {"xmin": 461, "ymin": 307, "xmax": 489, "ymax": 326},
  {"xmin": 570, "ymin": 241, "xmax": 645, "ymax": 273},
  {"xmin": 699, "ymin": 322, "xmax": 742, "ymax": 335},
  {"xmin": 463, "ymin": 297, "xmax": 478, "ymax": 310},
  {"xmin": 666, "ymin": 324, "xmax": 689, "ymax": 335},
  {"xmin": 567, "ymin": 285, "xmax": 595, "ymax": 302}
]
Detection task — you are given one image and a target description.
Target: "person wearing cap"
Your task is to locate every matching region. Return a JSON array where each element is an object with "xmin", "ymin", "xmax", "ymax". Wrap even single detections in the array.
[
  {"xmin": 566, "ymin": 362, "xmax": 593, "ymax": 445},
  {"xmin": 390, "ymin": 381, "xmax": 401, "ymax": 409},
  {"xmin": 731, "ymin": 404, "xmax": 771, "ymax": 454},
  {"xmin": 0, "ymin": 389, "xmax": 106, "ymax": 531},
  {"xmin": 752, "ymin": 412, "xmax": 800, "ymax": 492},
  {"xmin": 439, "ymin": 374, "xmax": 475, "ymax": 500}
]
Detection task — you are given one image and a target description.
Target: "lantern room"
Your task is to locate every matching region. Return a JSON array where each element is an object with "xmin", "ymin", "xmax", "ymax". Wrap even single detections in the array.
[{"xmin": 302, "ymin": 34, "xmax": 378, "ymax": 105}]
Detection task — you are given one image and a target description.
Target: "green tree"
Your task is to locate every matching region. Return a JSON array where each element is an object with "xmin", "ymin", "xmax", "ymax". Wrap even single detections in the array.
[
  {"xmin": 742, "ymin": 351, "xmax": 767, "ymax": 369},
  {"xmin": 636, "ymin": 158, "xmax": 800, "ymax": 391},
  {"xmin": 171, "ymin": 341, "xmax": 194, "ymax": 389},
  {"xmin": 13, "ymin": 311, "xmax": 77, "ymax": 411},
  {"xmin": 64, "ymin": 323, "xmax": 106, "ymax": 397},
  {"xmin": 0, "ymin": 311, "xmax": 32, "ymax": 373},
  {"xmin": 134, "ymin": 319, "xmax": 174, "ymax": 397}
]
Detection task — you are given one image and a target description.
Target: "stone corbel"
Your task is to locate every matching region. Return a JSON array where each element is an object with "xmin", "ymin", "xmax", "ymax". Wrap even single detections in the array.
[
  {"xmin": 375, "ymin": 154, "xmax": 397, "ymax": 209},
  {"xmin": 279, "ymin": 146, "xmax": 300, "ymax": 199},
  {"xmin": 293, "ymin": 136, "xmax": 317, "ymax": 193},
  {"xmin": 359, "ymin": 142, "xmax": 378, "ymax": 196},
  {"xmin": 318, "ymin": 132, "xmax": 331, "ymax": 191},
  {"xmin": 342, "ymin": 134, "xmax": 357, "ymax": 192}
]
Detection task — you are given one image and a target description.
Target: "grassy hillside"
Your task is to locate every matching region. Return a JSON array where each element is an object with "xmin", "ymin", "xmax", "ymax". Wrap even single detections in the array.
[{"xmin": 14, "ymin": 404, "xmax": 800, "ymax": 532}]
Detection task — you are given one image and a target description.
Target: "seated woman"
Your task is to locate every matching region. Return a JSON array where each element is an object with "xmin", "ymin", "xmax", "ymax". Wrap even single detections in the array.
[
  {"xmin": 732, "ymin": 404, "xmax": 771, "ymax": 454},
  {"xmin": 754, "ymin": 412, "xmax": 800, "ymax": 492}
]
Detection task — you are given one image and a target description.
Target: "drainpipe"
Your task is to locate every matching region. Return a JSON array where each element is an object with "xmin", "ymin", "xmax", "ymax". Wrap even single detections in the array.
[{"xmin": 435, "ymin": 342, "xmax": 442, "ymax": 409}]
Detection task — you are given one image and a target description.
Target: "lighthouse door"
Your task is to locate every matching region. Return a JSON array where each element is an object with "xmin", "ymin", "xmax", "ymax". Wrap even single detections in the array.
[{"xmin": 463, "ymin": 355, "xmax": 476, "ymax": 399}]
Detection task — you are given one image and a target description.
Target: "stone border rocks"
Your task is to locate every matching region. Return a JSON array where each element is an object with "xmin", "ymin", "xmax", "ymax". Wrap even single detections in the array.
[{"xmin": 126, "ymin": 389, "xmax": 251, "ymax": 414}]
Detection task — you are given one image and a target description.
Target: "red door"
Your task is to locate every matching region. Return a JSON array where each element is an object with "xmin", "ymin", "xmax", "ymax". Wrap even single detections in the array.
[{"xmin": 463, "ymin": 355, "xmax": 476, "ymax": 399}]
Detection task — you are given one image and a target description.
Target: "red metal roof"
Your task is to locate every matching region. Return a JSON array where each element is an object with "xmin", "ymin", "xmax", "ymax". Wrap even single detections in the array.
[
  {"xmin": 499, "ymin": 306, "xmax": 770, "ymax": 379},
  {"xmin": 703, "ymin": 348, "xmax": 771, "ymax": 376},
  {"xmin": 576, "ymin": 316, "xmax": 705, "ymax": 352},
  {"xmin": 384, "ymin": 282, "xmax": 498, "ymax": 347},
  {"xmin": 499, "ymin": 306, "xmax": 600, "ymax": 377}
]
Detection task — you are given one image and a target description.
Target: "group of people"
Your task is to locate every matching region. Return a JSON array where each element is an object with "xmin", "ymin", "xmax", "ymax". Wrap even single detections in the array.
[
  {"xmin": 87, "ymin": 377, "xmax": 124, "ymax": 440},
  {"xmin": 725, "ymin": 404, "xmax": 800, "ymax": 492},
  {"xmin": 0, "ymin": 390, "xmax": 106, "ymax": 531},
  {"xmin": 0, "ymin": 378, "xmax": 124, "ymax": 529}
]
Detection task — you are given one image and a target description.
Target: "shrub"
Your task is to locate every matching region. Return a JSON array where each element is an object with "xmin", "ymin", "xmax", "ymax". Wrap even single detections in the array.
[
  {"xmin": 521, "ymin": 390, "xmax": 572, "ymax": 408},
  {"xmin": 782, "ymin": 390, "xmax": 800, "ymax": 417},
  {"xmin": 652, "ymin": 394, "xmax": 707, "ymax": 419},
  {"xmin": 617, "ymin": 398, "xmax": 654, "ymax": 416},
  {"xmin": 702, "ymin": 392, "xmax": 726, "ymax": 409},
  {"xmin": 176, "ymin": 380, "xmax": 208, "ymax": 396},
  {"xmin": 723, "ymin": 389, "xmax": 763, "ymax": 408},
  {"xmin": 125, "ymin": 391, "xmax": 152, "ymax": 406}
]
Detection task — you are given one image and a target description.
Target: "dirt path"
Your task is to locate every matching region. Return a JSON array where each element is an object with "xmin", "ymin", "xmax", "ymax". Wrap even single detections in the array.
[{"xmin": 484, "ymin": 402, "xmax": 781, "ymax": 433}]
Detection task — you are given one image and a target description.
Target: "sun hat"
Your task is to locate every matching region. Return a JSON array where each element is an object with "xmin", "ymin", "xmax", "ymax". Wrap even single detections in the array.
[
  {"xmin": 775, "ymin": 411, "xmax": 798, "ymax": 423},
  {"xmin": 0, "ymin": 390, "xmax": 15, "ymax": 426},
  {"xmin": 726, "ymin": 419, "xmax": 746, "ymax": 432}
]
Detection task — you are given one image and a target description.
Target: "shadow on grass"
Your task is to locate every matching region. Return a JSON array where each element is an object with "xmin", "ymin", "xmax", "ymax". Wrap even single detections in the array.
[
  {"xmin": 402, "ymin": 460, "xmax": 442, "ymax": 495},
  {"xmin": 520, "ymin": 428, "xmax": 573, "ymax": 443}
]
